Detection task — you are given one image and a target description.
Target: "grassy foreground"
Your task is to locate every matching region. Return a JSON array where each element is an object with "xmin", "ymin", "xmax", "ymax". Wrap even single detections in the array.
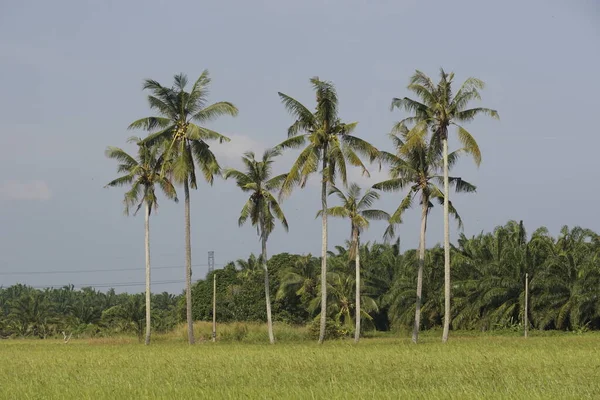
[{"xmin": 1, "ymin": 332, "xmax": 599, "ymax": 399}]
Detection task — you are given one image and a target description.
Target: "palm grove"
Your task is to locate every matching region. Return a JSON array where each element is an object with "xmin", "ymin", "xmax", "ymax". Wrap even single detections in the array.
[{"xmin": 3, "ymin": 69, "xmax": 599, "ymax": 342}]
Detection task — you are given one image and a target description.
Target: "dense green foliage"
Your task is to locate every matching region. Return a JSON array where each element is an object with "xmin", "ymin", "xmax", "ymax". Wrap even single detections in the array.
[
  {"xmin": 2, "ymin": 221, "xmax": 600, "ymax": 339},
  {"xmin": 0, "ymin": 285, "xmax": 179, "ymax": 339},
  {"xmin": 193, "ymin": 221, "xmax": 600, "ymax": 334},
  {"xmin": 2, "ymin": 221, "xmax": 599, "ymax": 339}
]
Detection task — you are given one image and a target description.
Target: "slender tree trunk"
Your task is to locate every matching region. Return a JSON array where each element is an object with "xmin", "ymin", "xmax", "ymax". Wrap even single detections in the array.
[
  {"xmin": 442, "ymin": 137, "xmax": 451, "ymax": 343},
  {"xmin": 413, "ymin": 194, "xmax": 428, "ymax": 344},
  {"xmin": 184, "ymin": 179, "xmax": 195, "ymax": 345},
  {"xmin": 261, "ymin": 217, "xmax": 275, "ymax": 344},
  {"xmin": 524, "ymin": 272, "xmax": 529, "ymax": 338},
  {"xmin": 212, "ymin": 273, "xmax": 216, "ymax": 342},
  {"xmin": 354, "ymin": 229, "xmax": 361, "ymax": 343},
  {"xmin": 144, "ymin": 201, "xmax": 151, "ymax": 345},
  {"xmin": 318, "ymin": 151, "xmax": 329, "ymax": 344}
]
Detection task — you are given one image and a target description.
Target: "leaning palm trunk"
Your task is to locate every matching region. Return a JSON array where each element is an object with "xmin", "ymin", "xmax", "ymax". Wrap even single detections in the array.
[
  {"xmin": 261, "ymin": 217, "xmax": 275, "ymax": 344},
  {"xmin": 144, "ymin": 201, "xmax": 151, "ymax": 345},
  {"xmin": 184, "ymin": 180, "xmax": 195, "ymax": 345},
  {"xmin": 442, "ymin": 137, "xmax": 451, "ymax": 343},
  {"xmin": 354, "ymin": 229, "xmax": 361, "ymax": 343},
  {"xmin": 318, "ymin": 153, "xmax": 329, "ymax": 344},
  {"xmin": 412, "ymin": 194, "xmax": 428, "ymax": 344}
]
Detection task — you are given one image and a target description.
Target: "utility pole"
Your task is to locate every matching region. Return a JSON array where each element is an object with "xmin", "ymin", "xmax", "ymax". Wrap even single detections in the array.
[
  {"xmin": 212, "ymin": 273, "xmax": 217, "ymax": 342},
  {"xmin": 524, "ymin": 273, "xmax": 529, "ymax": 338}
]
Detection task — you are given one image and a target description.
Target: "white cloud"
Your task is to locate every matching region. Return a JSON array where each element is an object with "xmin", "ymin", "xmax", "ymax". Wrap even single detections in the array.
[
  {"xmin": 0, "ymin": 180, "xmax": 52, "ymax": 201},
  {"xmin": 210, "ymin": 134, "xmax": 268, "ymax": 169}
]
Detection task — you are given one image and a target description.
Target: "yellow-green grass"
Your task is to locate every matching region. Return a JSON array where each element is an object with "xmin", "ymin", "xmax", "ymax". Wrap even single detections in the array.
[{"xmin": 1, "ymin": 330, "xmax": 599, "ymax": 399}]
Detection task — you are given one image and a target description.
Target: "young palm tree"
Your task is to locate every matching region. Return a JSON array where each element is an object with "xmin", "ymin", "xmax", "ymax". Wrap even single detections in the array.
[
  {"xmin": 105, "ymin": 137, "xmax": 177, "ymax": 345},
  {"xmin": 130, "ymin": 71, "xmax": 238, "ymax": 344},
  {"xmin": 223, "ymin": 148, "xmax": 289, "ymax": 344},
  {"xmin": 319, "ymin": 184, "xmax": 389, "ymax": 342},
  {"xmin": 374, "ymin": 125, "xmax": 474, "ymax": 343},
  {"xmin": 277, "ymin": 77, "xmax": 379, "ymax": 343},
  {"xmin": 391, "ymin": 69, "xmax": 498, "ymax": 342}
]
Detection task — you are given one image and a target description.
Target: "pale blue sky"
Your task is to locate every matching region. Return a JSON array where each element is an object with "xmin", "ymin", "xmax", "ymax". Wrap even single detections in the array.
[{"xmin": 0, "ymin": 0, "xmax": 598, "ymax": 293}]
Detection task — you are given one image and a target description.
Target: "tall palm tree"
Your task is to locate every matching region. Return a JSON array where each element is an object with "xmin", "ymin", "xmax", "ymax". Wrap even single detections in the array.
[
  {"xmin": 223, "ymin": 148, "xmax": 289, "ymax": 344},
  {"xmin": 277, "ymin": 77, "xmax": 379, "ymax": 343},
  {"xmin": 104, "ymin": 138, "xmax": 177, "ymax": 345},
  {"xmin": 391, "ymin": 69, "xmax": 498, "ymax": 342},
  {"xmin": 319, "ymin": 184, "xmax": 389, "ymax": 342},
  {"xmin": 374, "ymin": 125, "xmax": 474, "ymax": 343},
  {"xmin": 130, "ymin": 71, "xmax": 238, "ymax": 344}
]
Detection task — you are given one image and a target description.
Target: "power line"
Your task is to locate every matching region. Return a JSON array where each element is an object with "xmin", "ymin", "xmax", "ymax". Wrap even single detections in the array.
[
  {"xmin": 28, "ymin": 279, "xmax": 186, "ymax": 289},
  {"xmin": 0, "ymin": 263, "xmax": 225, "ymax": 276}
]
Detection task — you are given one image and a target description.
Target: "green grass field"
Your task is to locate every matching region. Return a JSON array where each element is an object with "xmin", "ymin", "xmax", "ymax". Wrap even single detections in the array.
[{"xmin": 2, "ymin": 330, "xmax": 599, "ymax": 399}]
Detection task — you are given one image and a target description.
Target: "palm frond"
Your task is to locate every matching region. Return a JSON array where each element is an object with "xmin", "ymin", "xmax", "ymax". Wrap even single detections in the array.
[
  {"xmin": 372, "ymin": 178, "xmax": 406, "ymax": 192},
  {"xmin": 456, "ymin": 125, "xmax": 482, "ymax": 166},
  {"xmin": 190, "ymin": 140, "xmax": 220, "ymax": 185},
  {"xmin": 104, "ymin": 147, "xmax": 138, "ymax": 168},
  {"xmin": 127, "ymin": 117, "xmax": 172, "ymax": 131},
  {"xmin": 357, "ymin": 190, "xmax": 380, "ymax": 210},
  {"xmin": 455, "ymin": 107, "xmax": 499, "ymax": 122},
  {"xmin": 278, "ymin": 92, "xmax": 315, "ymax": 136},
  {"xmin": 361, "ymin": 209, "xmax": 390, "ymax": 221},
  {"xmin": 192, "ymin": 102, "xmax": 239, "ymax": 123}
]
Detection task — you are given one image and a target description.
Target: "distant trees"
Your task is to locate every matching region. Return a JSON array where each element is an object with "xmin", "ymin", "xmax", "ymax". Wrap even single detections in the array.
[
  {"xmin": 184, "ymin": 221, "xmax": 600, "ymax": 335},
  {"xmin": 2, "ymin": 221, "xmax": 600, "ymax": 339},
  {"xmin": 0, "ymin": 286, "xmax": 179, "ymax": 339}
]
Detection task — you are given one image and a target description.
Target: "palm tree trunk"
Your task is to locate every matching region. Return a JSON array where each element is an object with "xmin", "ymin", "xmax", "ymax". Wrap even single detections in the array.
[
  {"xmin": 184, "ymin": 179, "xmax": 195, "ymax": 345},
  {"xmin": 261, "ymin": 217, "xmax": 275, "ymax": 344},
  {"xmin": 354, "ymin": 229, "xmax": 361, "ymax": 343},
  {"xmin": 524, "ymin": 272, "xmax": 529, "ymax": 338},
  {"xmin": 318, "ymin": 151, "xmax": 329, "ymax": 344},
  {"xmin": 144, "ymin": 201, "xmax": 151, "ymax": 346},
  {"xmin": 212, "ymin": 273, "xmax": 216, "ymax": 342},
  {"xmin": 412, "ymin": 193, "xmax": 428, "ymax": 344},
  {"xmin": 442, "ymin": 137, "xmax": 451, "ymax": 343}
]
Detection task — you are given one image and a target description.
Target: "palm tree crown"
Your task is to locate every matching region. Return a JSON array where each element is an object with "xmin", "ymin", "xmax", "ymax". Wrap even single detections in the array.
[
  {"xmin": 131, "ymin": 71, "xmax": 238, "ymax": 185},
  {"xmin": 321, "ymin": 184, "xmax": 389, "ymax": 249},
  {"xmin": 104, "ymin": 137, "xmax": 178, "ymax": 214},
  {"xmin": 277, "ymin": 77, "xmax": 379, "ymax": 195},
  {"xmin": 224, "ymin": 148, "xmax": 289, "ymax": 239},
  {"xmin": 391, "ymin": 69, "xmax": 499, "ymax": 164},
  {"xmin": 375, "ymin": 125, "xmax": 475, "ymax": 236}
]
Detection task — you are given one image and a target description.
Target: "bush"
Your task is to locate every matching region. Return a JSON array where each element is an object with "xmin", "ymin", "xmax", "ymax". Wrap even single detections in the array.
[{"xmin": 307, "ymin": 317, "xmax": 348, "ymax": 340}]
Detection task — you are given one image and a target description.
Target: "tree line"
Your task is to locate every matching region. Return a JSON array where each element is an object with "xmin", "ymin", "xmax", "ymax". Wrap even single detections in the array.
[
  {"xmin": 102, "ymin": 67, "xmax": 506, "ymax": 345},
  {"xmin": 2, "ymin": 220, "xmax": 599, "ymax": 340},
  {"xmin": 0, "ymin": 285, "xmax": 179, "ymax": 339},
  {"xmin": 194, "ymin": 221, "xmax": 600, "ymax": 335}
]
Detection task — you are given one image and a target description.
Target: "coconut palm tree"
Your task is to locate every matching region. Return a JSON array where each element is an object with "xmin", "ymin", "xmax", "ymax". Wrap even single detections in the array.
[
  {"xmin": 277, "ymin": 77, "xmax": 379, "ymax": 343},
  {"xmin": 318, "ymin": 184, "xmax": 389, "ymax": 342},
  {"xmin": 105, "ymin": 137, "xmax": 177, "ymax": 345},
  {"xmin": 391, "ymin": 69, "xmax": 498, "ymax": 342},
  {"xmin": 374, "ymin": 125, "xmax": 474, "ymax": 343},
  {"xmin": 130, "ymin": 71, "xmax": 238, "ymax": 344},
  {"xmin": 223, "ymin": 148, "xmax": 288, "ymax": 344}
]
